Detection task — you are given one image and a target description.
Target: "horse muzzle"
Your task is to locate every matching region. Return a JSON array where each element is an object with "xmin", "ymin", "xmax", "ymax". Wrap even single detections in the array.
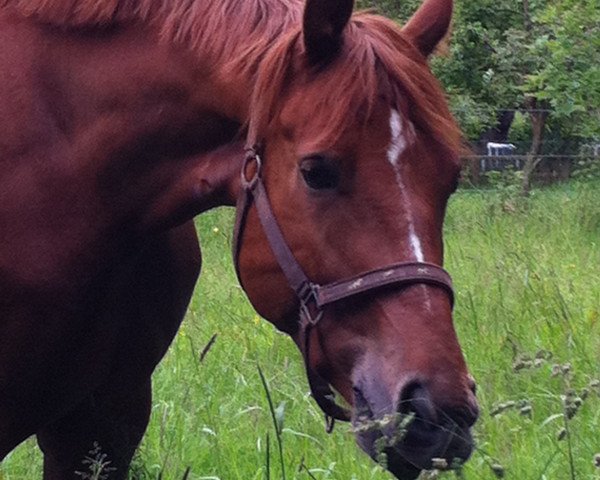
[{"xmin": 351, "ymin": 375, "xmax": 479, "ymax": 479}]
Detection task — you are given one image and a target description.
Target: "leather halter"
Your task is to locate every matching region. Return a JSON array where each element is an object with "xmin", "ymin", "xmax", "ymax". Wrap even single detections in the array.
[{"xmin": 232, "ymin": 146, "xmax": 455, "ymax": 431}]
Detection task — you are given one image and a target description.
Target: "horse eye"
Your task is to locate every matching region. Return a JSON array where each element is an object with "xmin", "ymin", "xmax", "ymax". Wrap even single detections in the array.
[{"xmin": 299, "ymin": 157, "xmax": 340, "ymax": 191}]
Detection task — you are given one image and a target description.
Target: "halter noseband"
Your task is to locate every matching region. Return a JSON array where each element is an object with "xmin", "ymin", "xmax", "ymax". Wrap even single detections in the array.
[{"xmin": 232, "ymin": 146, "xmax": 455, "ymax": 431}]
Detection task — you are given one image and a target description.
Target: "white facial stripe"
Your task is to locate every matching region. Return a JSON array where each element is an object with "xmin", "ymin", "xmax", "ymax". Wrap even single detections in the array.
[
  {"xmin": 386, "ymin": 109, "xmax": 430, "ymax": 309},
  {"xmin": 386, "ymin": 109, "xmax": 425, "ymax": 263},
  {"xmin": 409, "ymin": 228, "xmax": 425, "ymax": 263},
  {"xmin": 387, "ymin": 109, "xmax": 406, "ymax": 168}
]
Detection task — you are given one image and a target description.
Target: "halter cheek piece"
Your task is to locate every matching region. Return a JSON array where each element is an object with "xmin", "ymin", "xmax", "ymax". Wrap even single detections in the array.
[{"xmin": 232, "ymin": 146, "xmax": 455, "ymax": 432}]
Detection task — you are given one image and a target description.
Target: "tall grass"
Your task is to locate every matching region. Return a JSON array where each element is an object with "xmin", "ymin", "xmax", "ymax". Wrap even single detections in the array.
[{"xmin": 1, "ymin": 181, "xmax": 599, "ymax": 479}]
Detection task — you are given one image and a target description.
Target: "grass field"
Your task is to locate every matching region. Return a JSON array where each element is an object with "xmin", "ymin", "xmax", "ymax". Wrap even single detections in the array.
[{"xmin": 2, "ymin": 180, "xmax": 599, "ymax": 479}]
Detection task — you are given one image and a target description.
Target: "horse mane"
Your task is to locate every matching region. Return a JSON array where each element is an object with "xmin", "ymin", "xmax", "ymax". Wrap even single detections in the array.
[
  {"xmin": 3, "ymin": 0, "xmax": 461, "ymax": 155},
  {"xmin": 1, "ymin": 0, "xmax": 303, "ymax": 76},
  {"xmin": 249, "ymin": 13, "xmax": 462, "ymax": 156}
]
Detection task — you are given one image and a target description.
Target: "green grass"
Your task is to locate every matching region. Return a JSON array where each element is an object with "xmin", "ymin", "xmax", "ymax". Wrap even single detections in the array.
[{"xmin": 2, "ymin": 181, "xmax": 599, "ymax": 479}]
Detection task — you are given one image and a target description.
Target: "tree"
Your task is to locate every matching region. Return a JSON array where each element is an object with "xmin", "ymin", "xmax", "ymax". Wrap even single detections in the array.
[
  {"xmin": 500, "ymin": 0, "xmax": 600, "ymax": 193},
  {"xmin": 359, "ymin": 0, "xmax": 530, "ymax": 140},
  {"xmin": 521, "ymin": 0, "xmax": 600, "ymax": 139}
]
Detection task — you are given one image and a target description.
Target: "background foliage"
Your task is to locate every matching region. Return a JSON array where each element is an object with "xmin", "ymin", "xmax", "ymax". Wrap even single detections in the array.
[{"xmin": 359, "ymin": 0, "xmax": 600, "ymax": 145}]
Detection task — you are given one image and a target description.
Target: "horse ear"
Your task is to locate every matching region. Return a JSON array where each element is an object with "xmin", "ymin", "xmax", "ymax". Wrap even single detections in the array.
[
  {"xmin": 303, "ymin": 0, "xmax": 354, "ymax": 65},
  {"xmin": 402, "ymin": 0, "xmax": 453, "ymax": 57}
]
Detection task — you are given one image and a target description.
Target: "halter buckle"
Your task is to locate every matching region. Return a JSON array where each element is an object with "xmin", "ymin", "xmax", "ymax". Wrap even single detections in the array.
[{"xmin": 298, "ymin": 282, "xmax": 323, "ymax": 326}]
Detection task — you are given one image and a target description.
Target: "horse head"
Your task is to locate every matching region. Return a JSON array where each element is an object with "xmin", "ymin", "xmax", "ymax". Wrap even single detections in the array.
[{"xmin": 234, "ymin": 0, "xmax": 478, "ymax": 477}]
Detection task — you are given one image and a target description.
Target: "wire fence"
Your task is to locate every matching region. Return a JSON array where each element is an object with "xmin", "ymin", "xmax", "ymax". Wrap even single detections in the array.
[{"xmin": 461, "ymin": 154, "xmax": 598, "ymax": 186}]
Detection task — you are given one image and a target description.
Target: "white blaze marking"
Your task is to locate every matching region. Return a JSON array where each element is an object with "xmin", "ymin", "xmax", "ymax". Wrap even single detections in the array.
[
  {"xmin": 386, "ymin": 109, "xmax": 431, "ymax": 310},
  {"xmin": 386, "ymin": 109, "xmax": 424, "ymax": 263},
  {"xmin": 387, "ymin": 109, "xmax": 407, "ymax": 167}
]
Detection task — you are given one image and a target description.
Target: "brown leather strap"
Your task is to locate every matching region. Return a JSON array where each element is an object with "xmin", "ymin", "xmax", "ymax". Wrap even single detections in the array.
[
  {"xmin": 233, "ymin": 150, "xmax": 351, "ymax": 424},
  {"xmin": 251, "ymin": 176, "xmax": 315, "ymax": 297},
  {"xmin": 233, "ymin": 149, "xmax": 312, "ymax": 297},
  {"xmin": 303, "ymin": 322, "xmax": 352, "ymax": 427},
  {"xmin": 315, "ymin": 262, "xmax": 454, "ymax": 308}
]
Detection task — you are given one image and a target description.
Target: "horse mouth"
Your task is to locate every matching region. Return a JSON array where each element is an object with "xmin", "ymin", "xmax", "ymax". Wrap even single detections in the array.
[{"xmin": 351, "ymin": 388, "xmax": 475, "ymax": 479}]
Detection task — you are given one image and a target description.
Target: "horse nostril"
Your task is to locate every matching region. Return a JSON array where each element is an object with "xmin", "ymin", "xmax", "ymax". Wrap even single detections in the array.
[
  {"xmin": 397, "ymin": 381, "xmax": 480, "ymax": 430},
  {"xmin": 397, "ymin": 382, "xmax": 437, "ymax": 425},
  {"xmin": 445, "ymin": 402, "xmax": 479, "ymax": 429}
]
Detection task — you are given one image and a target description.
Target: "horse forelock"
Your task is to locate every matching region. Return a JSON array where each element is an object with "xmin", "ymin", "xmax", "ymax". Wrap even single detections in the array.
[{"xmin": 249, "ymin": 12, "xmax": 462, "ymax": 157}]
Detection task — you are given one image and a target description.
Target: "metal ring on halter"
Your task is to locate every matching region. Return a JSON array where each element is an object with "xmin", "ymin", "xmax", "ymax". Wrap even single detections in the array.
[{"xmin": 241, "ymin": 150, "xmax": 262, "ymax": 189}]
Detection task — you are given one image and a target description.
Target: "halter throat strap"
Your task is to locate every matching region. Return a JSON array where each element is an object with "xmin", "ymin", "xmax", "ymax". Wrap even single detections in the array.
[{"xmin": 232, "ymin": 147, "xmax": 455, "ymax": 428}]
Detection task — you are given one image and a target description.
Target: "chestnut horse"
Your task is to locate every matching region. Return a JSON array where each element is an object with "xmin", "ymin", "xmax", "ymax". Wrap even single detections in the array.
[{"xmin": 0, "ymin": 0, "xmax": 478, "ymax": 478}]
